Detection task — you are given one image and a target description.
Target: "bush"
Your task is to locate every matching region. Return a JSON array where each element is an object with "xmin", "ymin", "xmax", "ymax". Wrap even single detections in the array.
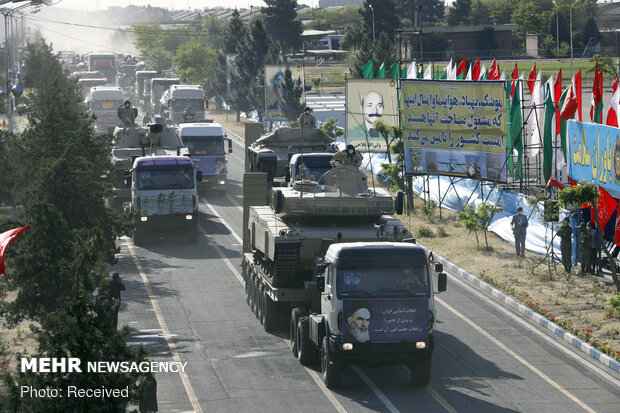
[
  {"xmin": 437, "ymin": 226, "xmax": 449, "ymax": 237},
  {"xmin": 422, "ymin": 200, "xmax": 436, "ymax": 222},
  {"xmin": 607, "ymin": 293, "xmax": 620, "ymax": 318},
  {"xmin": 417, "ymin": 226, "xmax": 435, "ymax": 238}
]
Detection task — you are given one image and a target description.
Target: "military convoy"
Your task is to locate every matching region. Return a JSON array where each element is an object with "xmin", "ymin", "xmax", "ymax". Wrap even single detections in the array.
[{"xmin": 241, "ymin": 112, "xmax": 447, "ymax": 387}]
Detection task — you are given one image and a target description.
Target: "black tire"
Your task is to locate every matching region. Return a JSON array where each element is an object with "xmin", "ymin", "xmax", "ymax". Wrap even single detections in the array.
[
  {"xmin": 297, "ymin": 317, "xmax": 318, "ymax": 366},
  {"xmin": 395, "ymin": 190, "xmax": 405, "ymax": 215},
  {"xmin": 410, "ymin": 356, "xmax": 432, "ymax": 386},
  {"xmin": 253, "ymin": 277, "xmax": 260, "ymax": 319},
  {"xmin": 258, "ymin": 285, "xmax": 265, "ymax": 325},
  {"xmin": 249, "ymin": 274, "xmax": 256, "ymax": 315},
  {"xmin": 273, "ymin": 189, "xmax": 284, "ymax": 213},
  {"xmin": 290, "ymin": 308, "xmax": 308, "ymax": 358},
  {"xmin": 133, "ymin": 228, "xmax": 145, "ymax": 246},
  {"xmin": 321, "ymin": 336, "xmax": 342, "ymax": 388},
  {"xmin": 262, "ymin": 290, "xmax": 279, "ymax": 333}
]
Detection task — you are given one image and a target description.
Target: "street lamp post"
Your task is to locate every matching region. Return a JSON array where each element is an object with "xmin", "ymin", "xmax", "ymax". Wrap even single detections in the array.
[
  {"xmin": 570, "ymin": 0, "xmax": 580, "ymax": 78},
  {"xmin": 368, "ymin": 4, "xmax": 375, "ymax": 43},
  {"xmin": 552, "ymin": 0, "xmax": 559, "ymax": 58}
]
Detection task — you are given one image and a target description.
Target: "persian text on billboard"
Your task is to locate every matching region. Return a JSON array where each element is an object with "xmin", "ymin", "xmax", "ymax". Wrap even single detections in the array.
[{"xmin": 400, "ymin": 80, "xmax": 506, "ymax": 181}]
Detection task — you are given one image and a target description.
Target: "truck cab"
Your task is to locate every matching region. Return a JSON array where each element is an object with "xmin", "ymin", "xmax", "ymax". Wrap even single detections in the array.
[
  {"xmin": 149, "ymin": 78, "xmax": 180, "ymax": 114},
  {"xmin": 165, "ymin": 84, "xmax": 206, "ymax": 125},
  {"xmin": 88, "ymin": 53, "xmax": 116, "ymax": 84},
  {"xmin": 287, "ymin": 153, "xmax": 334, "ymax": 185},
  {"xmin": 297, "ymin": 242, "xmax": 447, "ymax": 388},
  {"xmin": 86, "ymin": 86, "xmax": 124, "ymax": 136},
  {"xmin": 126, "ymin": 155, "xmax": 201, "ymax": 244},
  {"xmin": 177, "ymin": 122, "xmax": 232, "ymax": 194}
]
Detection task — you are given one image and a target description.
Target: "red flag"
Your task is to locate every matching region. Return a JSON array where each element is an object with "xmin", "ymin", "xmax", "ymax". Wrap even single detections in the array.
[
  {"xmin": 575, "ymin": 69, "xmax": 582, "ymax": 121},
  {"xmin": 614, "ymin": 202, "xmax": 620, "ymax": 246},
  {"xmin": 567, "ymin": 176, "xmax": 578, "ymax": 187},
  {"xmin": 511, "ymin": 63, "xmax": 518, "ymax": 80},
  {"xmin": 606, "ymin": 78, "xmax": 620, "ymax": 127},
  {"xmin": 546, "ymin": 176, "xmax": 565, "ymax": 190},
  {"xmin": 554, "ymin": 69, "xmax": 562, "ymax": 134},
  {"xmin": 472, "ymin": 58, "xmax": 480, "ymax": 81},
  {"xmin": 527, "ymin": 63, "xmax": 537, "ymax": 94},
  {"xmin": 613, "ymin": 74, "xmax": 619, "ymax": 93},
  {"xmin": 560, "ymin": 84, "xmax": 578, "ymax": 120},
  {"xmin": 592, "ymin": 186, "xmax": 618, "ymax": 233},
  {"xmin": 0, "ymin": 225, "xmax": 29, "ymax": 275},
  {"xmin": 457, "ymin": 58, "xmax": 467, "ymax": 78},
  {"xmin": 489, "ymin": 58, "xmax": 500, "ymax": 80}
]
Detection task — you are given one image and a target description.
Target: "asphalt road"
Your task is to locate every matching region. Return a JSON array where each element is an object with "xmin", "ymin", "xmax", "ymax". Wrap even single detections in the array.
[{"xmin": 112, "ymin": 134, "xmax": 620, "ymax": 412}]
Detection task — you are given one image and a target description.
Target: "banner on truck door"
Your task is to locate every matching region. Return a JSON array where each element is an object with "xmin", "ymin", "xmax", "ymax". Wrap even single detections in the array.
[
  {"xmin": 264, "ymin": 64, "xmax": 304, "ymax": 123},
  {"xmin": 342, "ymin": 299, "xmax": 429, "ymax": 344},
  {"xmin": 346, "ymin": 78, "xmax": 399, "ymax": 153},
  {"xmin": 400, "ymin": 80, "xmax": 506, "ymax": 181}
]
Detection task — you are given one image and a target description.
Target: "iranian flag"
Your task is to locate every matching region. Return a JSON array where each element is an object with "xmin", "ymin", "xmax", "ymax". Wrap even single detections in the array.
[
  {"xmin": 592, "ymin": 186, "xmax": 618, "ymax": 233},
  {"xmin": 457, "ymin": 58, "xmax": 467, "ymax": 79},
  {"xmin": 606, "ymin": 74, "xmax": 620, "ymax": 127},
  {"xmin": 527, "ymin": 63, "xmax": 537, "ymax": 94},
  {"xmin": 542, "ymin": 78, "xmax": 556, "ymax": 179},
  {"xmin": 0, "ymin": 225, "xmax": 29, "ymax": 275},
  {"xmin": 472, "ymin": 58, "xmax": 481, "ymax": 80}
]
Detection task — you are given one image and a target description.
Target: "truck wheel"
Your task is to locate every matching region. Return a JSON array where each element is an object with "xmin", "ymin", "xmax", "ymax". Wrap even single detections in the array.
[
  {"xmin": 187, "ymin": 227, "xmax": 198, "ymax": 243},
  {"xmin": 133, "ymin": 228, "xmax": 144, "ymax": 246},
  {"xmin": 410, "ymin": 356, "xmax": 432, "ymax": 386},
  {"xmin": 244, "ymin": 271, "xmax": 250, "ymax": 306},
  {"xmin": 290, "ymin": 308, "xmax": 308, "ymax": 358},
  {"xmin": 395, "ymin": 190, "xmax": 405, "ymax": 215},
  {"xmin": 258, "ymin": 285, "xmax": 265, "ymax": 325},
  {"xmin": 321, "ymin": 336, "xmax": 342, "ymax": 388},
  {"xmin": 273, "ymin": 189, "xmax": 284, "ymax": 214},
  {"xmin": 262, "ymin": 290, "xmax": 279, "ymax": 333},
  {"xmin": 297, "ymin": 316, "xmax": 318, "ymax": 366},
  {"xmin": 249, "ymin": 274, "xmax": 256, "ymax": 315},
  {"xmin": 253, "ymin": 277, "xmax": 260, "ymax": 319}
]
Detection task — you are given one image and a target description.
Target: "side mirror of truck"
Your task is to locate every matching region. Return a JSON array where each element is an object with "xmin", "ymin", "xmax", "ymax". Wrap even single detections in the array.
[
  {"xmin": 434, "ymin": 263, "xmax": 443, "ymax": 273},
  {"xmin": 437, "ymin": 272, "xmax": 447, "ymax": 292},
  {"xmin": 124, "ymin": 171, "xmax": 131, "ymax": 187},
  {"xmin": 316, "ymin": 275, "xmax": 325, "ymax": 293},
  {"xmin": 228, "ymin": 138, "xmax": 233, "ymax": 153},
  {"xmin": 316, "ymin": 263, "xmax": 327, "ymax": 274},
  {"xmin": 196, "ymin": 170, "xmax": 203, "ymax": 182}
]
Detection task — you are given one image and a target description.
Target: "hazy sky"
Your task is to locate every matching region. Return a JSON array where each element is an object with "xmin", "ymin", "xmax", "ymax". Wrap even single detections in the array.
[{"xmin": 52, "ymin": 0, "xmax": 320, "ymax": 11}]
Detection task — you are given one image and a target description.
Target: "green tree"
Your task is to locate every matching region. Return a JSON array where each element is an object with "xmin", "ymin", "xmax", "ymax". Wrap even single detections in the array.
[
  {"xmin": 511, "ymin": 0, "xmax": 554, "ymax": 44},
  {"xmin": 340, "ymin": 23, "xmax": 365, "ymax": 51},
  {"xmin": 379, "ymin": 133, "xmax": 404, "ymax": 191},
  {"xmin": 305, "ymin": 5, "xmax": 362, "ymax": 30},
  {"xmin": 279, "ymin": 68, "xmax": 305, "ymax": 122},
  {"xmin": 580, "ymin": 15, "xmax": 600, "ymax": 50},
  {"xmin": 318, "ymin": 117, "xmax": 344, "ymax": 139},
  {"xmin": 372, "ymin": 120, "xmax": 399, "ymax": 163},
  {"xmin": 349, "ymin": 37, "xmax": 375, "ymax": 78},
  {"xmin": 457, "ymin": 201, "xmax": 501, "ymax": 250},
  {"xmin": 223, "ymin": 8, "xmax": 247, "ymax": 54},
  {"xmin": 311, "ymin": 77, "xmax": 322, "ymax": 96},
  {"xmin": 559, "ymin": 182, "xmax": 619, "ymax": 292},
  {"xmin": 589, "ymin": 54, "xmax": 616, "ymax": 78},
  {"xmin": 173, "ymin": 42, "xmax": 218, "ymax": 89},
  {"xmin": 132, "ymin": 24, "xmax": 176, "ymax": 71},
  {"xmin": 397, "ymin": 0, "xmax": 444, "ymax": 25},
  {"xmin": 262, "ymin": 0, "xmax": 302, "ymax": 61},
  {"xmin": 470, "ymin": 0, "xmax": 491, "ymax": 25},
  {"xmin": 448, "ymin": 0, "xmax": 473, "ymax": 26},
  {"xmin": 372, "ymin": 32, "xmax": 395, "ymax": 74},
  {"xmin": 360, "ymin": 0, "xmax": 401, "ymax": 42}
]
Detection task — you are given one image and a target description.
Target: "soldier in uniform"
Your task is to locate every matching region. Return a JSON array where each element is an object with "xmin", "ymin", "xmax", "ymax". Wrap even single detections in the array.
[
  {"xmin": 557, "ymin": 217, "xmax": 573, "ymax": 272},
  {"xmin": 579, "ymin": 222, "xmax": 589, "ymax": 276},
  {"xmin": 331, "ymin": 144, "xmax": 363, "ymax": 168},
  {"xmin": 510, "ymin": 207, "xmax": 528, "ymax": 257},
  {"xmin": 117, "ymin": 100, "xmax": 137, "ymax": 127}
]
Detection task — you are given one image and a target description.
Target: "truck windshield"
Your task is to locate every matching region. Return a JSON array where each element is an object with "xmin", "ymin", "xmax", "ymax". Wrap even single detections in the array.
[
  {"xmin": 91, "ymin": 100, "xmax": 123, "ymax": 111},
  {"xmin": 337, "ymin": 266, "xmax": 430, "ymax": 298},
  {"xmin": 137, "ymin": 168, "xmax": 194, "ymax": 190},
  {"xmin": 172, "ymin": 99, "xmax": 204, "ymax": 112},
  {"xmin": 183, "ymin": 136, "xmax": 224, "ymax": 156}
]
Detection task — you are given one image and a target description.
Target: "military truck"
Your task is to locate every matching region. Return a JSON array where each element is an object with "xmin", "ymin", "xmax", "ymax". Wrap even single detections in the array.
[
  {"xmin": 134, "ymin": 70, "xmax": 158, "ymax": 111},
  {"xmin": 242, "ymin": 162, "xmax": 447, "ymax": 387},
  {"xmin": 247, "ymin": 110, "xmax": 338, "ymax": 187},
  {"xmin": 163, "ymin": 84, "xmax": 206, "ymax": 125},
  {"xmin": 86, "ymin": 86, "xmax": 125, "ymax": 135},
  {"xmin": 149, "ymin": 77, "xmax": 179, "ymax": 114},
  {"xmin": 108, "ymin": 121, "xmax": 189, "ymax": 211},
  {"xmin": 88, "ymin": 53, "xmax": 116, "ymax": 84},
  {"xmin": 125, "ymin": 155, "xmax": 201, "ymax": 244}
]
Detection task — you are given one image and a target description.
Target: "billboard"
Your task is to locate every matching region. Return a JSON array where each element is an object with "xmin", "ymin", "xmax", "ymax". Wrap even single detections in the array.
[
  {"xmin": 346, "ymin": 78, "xmax": 399, "ymax": 152},
  {"xmin": 567, "ymin": 120, "xmax": 620, "ymax": 192},
  {"xmin": 400, "ymin": 80, "xmax": 507, "ymax": 181},
  {"xmin": 264, "ymin": 64, "xmax": 304, "ymax": 122},
  {"xmin": 342, "ymin": 299, "xmax": 429, "ymax": 344}
]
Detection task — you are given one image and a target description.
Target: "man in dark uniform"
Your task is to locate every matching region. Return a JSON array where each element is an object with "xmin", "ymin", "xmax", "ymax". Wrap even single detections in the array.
[
  {"xmin": 511, "ymin": 207, "xmax": 528, "ymax": 257},
  {"xmin": 557, "ymin": 217, "xmax": 573, "ymax": 272},
  {"xmin": 118, "ymin": 100, "xmax": 137, "ymax": 127},
  {"xmin": 579, "ymin": 222, "xmax": 589, "ymax": 276},
  {"xmin": 331, "ymin": 144, "xmax": 363, "ymax": 168},
  {"xmin": 109, "ymin": 272, "xmax": 126, "ymax": 328}
]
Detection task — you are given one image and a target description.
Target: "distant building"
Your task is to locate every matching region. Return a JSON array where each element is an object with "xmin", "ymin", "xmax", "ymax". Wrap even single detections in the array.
[{"xmin": 318, "ymin": 0, "xmax": 362, "ymax": 7}]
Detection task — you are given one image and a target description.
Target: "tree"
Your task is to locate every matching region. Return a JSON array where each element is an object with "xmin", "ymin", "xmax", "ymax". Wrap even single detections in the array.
[
  {"xmin": 549, "ymin": 10, "xmax": 570, "ymax": 46},
  {"xmin": 279, "ymin": 68, "xmax": 305, "ymax": 122},
  {"xmin": 223, "ymin": 8, "xmax": 247, "ymax": 54},
  {"xmin": 379, "ymin": 138, "xmax": 404, "ymax": 191},
  {"xmin": 318, "ymin": 117, "xmax": 344, "ymax": 139},
  {"xmin": 262, "ymin": 0, "xmax": 302, "ymax": 61},
  {"xmin": 132, "ymin": 24, "xmax": 177, "ymax": 71},
  {"xmin": 580, "ymin": 15, "xmax": 600, "ymax": 51},
  {"xmin": 480, "ymin": 26, "xmax": 498, "ymax": 56},
  {"xmin": 448, "ymin": 0, "xmax": 472, "ymax": 26},
  {"xmin": 340, "ymin": 24, "xmax": 365, "ymax": 51},
  {"xmin": 372, "ymin": 120, "xmax": 399, "ymax": 163},
  {"xmin": 305, "ymin": 5, "xmax": 362, "ymax": 30},
  {"xmin": 511, "ymin": 0, "xmax": 554, "ymax": 44},
  {"xmin": 456, "ymin": 201, "xmax": 502, "ymax": 250},
  {"xmin": 470, "ymin": 0, "xmax": 491, "ymax": 25},
  {"xmin": 349, "ymin": 37, "xmax": 375, "ymax": 78},
  {"xmin": 559, "ymin": 182, "xmax": 620, "ymax": 292},
  {"xmin": 397, "ymin": 0, "xmax": 444, "ymax": 25},
  {"xmin": 173, "ymin": 42, "xmax": 218, "ymax": 89},
  {"xmin": 360, "ymin": 0, "xmax": 400, "ymax": 42},
  {"xmin": 373, "ymin": 32, "xmax": 395, "ymax": 73}
]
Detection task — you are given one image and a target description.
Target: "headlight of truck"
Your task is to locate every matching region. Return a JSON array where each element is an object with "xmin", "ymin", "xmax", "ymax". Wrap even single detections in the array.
[
  {"xmin": 185, "ymin": 214, "xmax": 193, "ymax": 220},
  {"xmin": 416, "ymin": 342, "xmax": 426, "ymax": 349},
  {"xmin": 218, "ymin": 180, "xmax": 226, "ymax": 185},
  {"xmin": 140, "ymin": 216, "xmax": 148, "ymax": 222}
]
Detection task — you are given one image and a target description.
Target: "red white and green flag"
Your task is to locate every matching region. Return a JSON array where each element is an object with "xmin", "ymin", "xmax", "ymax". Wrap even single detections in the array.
[
  {"xmin": 606, "ymin": 74, "xmax": 619, "ymax": 127},
  {"xmin": 0, "ymin": 225, "xmax": 29, "ymax": 276}
]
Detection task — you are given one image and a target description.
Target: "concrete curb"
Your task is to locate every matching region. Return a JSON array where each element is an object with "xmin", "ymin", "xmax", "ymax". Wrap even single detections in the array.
[{"xmin": 417, "ymin": 245, "xmax": 620, "ymax": 375}]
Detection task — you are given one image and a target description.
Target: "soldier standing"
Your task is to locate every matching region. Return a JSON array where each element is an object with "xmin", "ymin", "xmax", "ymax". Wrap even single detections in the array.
[
  {"xmin": 511, "ymin": 207, "xmax": 528, "ymax": 257},
  {"xmin": 579, "ymin": 222, "xmax": 589, "ymax": 276},
  {"xmin": 557, "ymin": 217, "xmax": 573, "ymax": 272}
]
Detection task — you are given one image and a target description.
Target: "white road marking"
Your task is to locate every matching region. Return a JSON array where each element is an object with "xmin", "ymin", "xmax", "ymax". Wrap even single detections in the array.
[
  {"xmin": 447, "ymin": 273, "xmax": 620, "ymax": 388},
  {"xmin": 127, "ymin": 241, "xmax": 203, "ymax": 413},
  {"xmin": 437, "ymin": 297, "xmax": 596, "ymax": 413},
  {"xmin": 200, "ymin": 197, "xmax": 243, "ymax": 245},
  {"xmin": 351, "ymin": 366, "xmax": 400, "ymax": 413}
]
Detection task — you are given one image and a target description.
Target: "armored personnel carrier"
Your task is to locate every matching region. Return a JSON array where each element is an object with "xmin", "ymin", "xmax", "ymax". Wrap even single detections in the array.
[
  {"xmin": 246, "ymin": 110, "xmax": 338, "ymax": 186},
  {"xmin": 107, "ymin": 121, "xmax": 189, "ymax": 210},
  {"xmin": 242, "ymin": 163, "xmax": 447, "ymax": 387}
]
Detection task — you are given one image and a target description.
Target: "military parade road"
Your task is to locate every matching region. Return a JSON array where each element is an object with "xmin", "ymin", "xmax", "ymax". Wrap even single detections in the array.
[{"xmin": 112, "ymin": 135, "xmax": 620, "ymax": 412}]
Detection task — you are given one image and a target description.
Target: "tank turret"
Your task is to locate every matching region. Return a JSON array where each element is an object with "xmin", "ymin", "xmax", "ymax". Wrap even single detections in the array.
[{"xmin": 247, "ymin": 110, "xmax": 338, "ymax": 186}]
